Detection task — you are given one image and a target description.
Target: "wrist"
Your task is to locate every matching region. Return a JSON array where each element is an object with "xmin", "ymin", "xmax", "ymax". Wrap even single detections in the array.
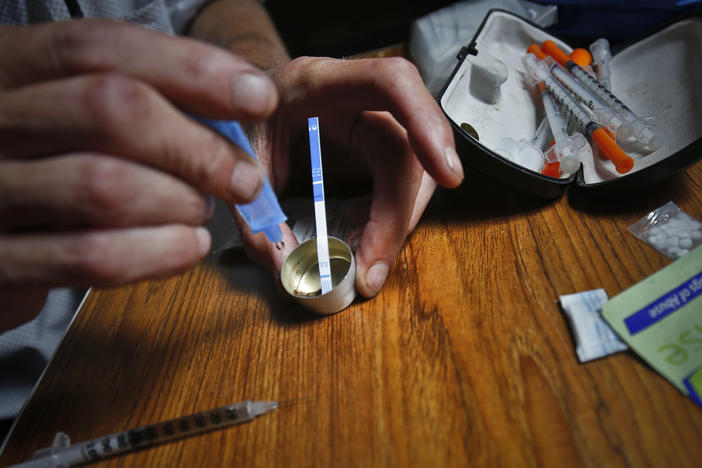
[
  {"xmin": 225, "ymin": 34, "xmax": 289, "ymax": 70},
  {"xmin": 188, "ymin": 0, "xmax": 290, "ymax": 70}
]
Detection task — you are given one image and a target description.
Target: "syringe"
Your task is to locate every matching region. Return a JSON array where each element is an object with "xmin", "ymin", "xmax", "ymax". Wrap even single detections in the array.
[
  {"xmin": 589, "ymin": 38, "xmax": 612, "ymax": 89},
  {"xmin": 523, "ymin": 52, "xmax": 634, "ymax": 174},
  {"xmin": 533, "ymin": 117, "xmax": 561, "ymax": 177},
  {"xmin": 531, "ymin": 48, "xmax": 655, "ymax": 155},
  {"xmin": 531, "ymin": 115, "xmax": 552, "ymax": 151},
  {"xmin": 194, "ymin": 117, "xmax": 287, "ymax": 243},
  {"xmin": 540, "ymin": 83, "xmax": 591, "ymax": 176},
  {"xmin": 528, "ymin": 48, "xmax": 629, "ymax": 140},
  {"xmin": 526, "ymin": 46, "xmax": 590, "ymax": 176},
  {"xmin": 542, "ymin": 40, "xmax": 662, "ymax": 151},
  {"xmin": 9, "ymin": 400, "xmax": 278, "ymax": 468},
  {"xmin": 494, "ymin": 116, "xmax": 552, "ymax": 173}
]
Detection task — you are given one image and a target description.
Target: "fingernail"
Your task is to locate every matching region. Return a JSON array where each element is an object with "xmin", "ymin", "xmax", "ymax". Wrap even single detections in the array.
[
  {"xmin": 230, "ymin": 158, "xmax": 262, "ymax": 202},
  {"xmin": 365, "ymin": 262, "xmax": 390, "ymax": 296},
  {"xmin": 231, "ymin": 72, "xmax": 276, "ymax": 114},
  {"xmin": 204, "ymin": 195, "xmax": 216, "ymax": 219},
  {"xmin": 195, "ymin": 227, "xmax": 211, "ymax": 256},
  {"xmin": 445, "ymin": 146, "xmax": 464, "ymax": 179}
]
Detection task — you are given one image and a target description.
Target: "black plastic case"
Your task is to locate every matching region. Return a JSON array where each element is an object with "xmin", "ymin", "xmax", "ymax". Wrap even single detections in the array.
[{"xmin": 439, "ymin": 10, "xmax": 702, "ymax": 198}]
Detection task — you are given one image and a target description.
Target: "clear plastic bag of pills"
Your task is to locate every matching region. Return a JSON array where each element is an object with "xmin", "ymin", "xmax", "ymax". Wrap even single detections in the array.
[{"xmin": 628, "ymin": 201, "xmax": 702, "ymax": 259}]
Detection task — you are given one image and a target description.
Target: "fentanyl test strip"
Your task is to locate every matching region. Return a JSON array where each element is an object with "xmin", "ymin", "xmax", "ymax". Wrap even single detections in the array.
[{"xmin": 308, "ymin": 117, "xmax": 332, "ymax": 295}]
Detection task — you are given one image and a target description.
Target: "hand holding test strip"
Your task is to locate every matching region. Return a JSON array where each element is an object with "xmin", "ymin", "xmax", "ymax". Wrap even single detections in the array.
[
  {"xmin": 279, "ymin": 117, "xmax": 357, "ymax": 313},
  {"xmin": 212, "ymin": 56, "xmax": 464, "ymax": 299}
]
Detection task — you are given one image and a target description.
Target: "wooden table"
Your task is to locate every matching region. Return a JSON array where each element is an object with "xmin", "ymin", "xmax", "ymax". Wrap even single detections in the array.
[
  {"xmin": 2, "ymin": 159, "xmax": 702, "ymax": 466},
  {"xmin": 0, "ymin": 156, "xmax": 702, "ymax": 467}
]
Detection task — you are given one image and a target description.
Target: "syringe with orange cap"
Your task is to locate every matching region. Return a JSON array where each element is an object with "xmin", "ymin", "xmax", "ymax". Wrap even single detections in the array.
[
  {"xmin": 542, "ymin": 40, "xmax": 662, "ymax": 151},
  {"xmin": 527, "ymin": 47, "xmax": 591, "ymax": 177},
  {"xmin": 524, "ymin": 47, "xmax": 634, "ymax": 174},
  {"xmin": 538, "ymin": 80, "xmax": 592, "ymax": 176},
  {"xmin": 529, "ymin": 45, "xmax": 634, "ymax": 147}
]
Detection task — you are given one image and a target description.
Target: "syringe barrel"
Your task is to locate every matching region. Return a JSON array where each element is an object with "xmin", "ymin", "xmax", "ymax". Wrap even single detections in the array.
[
  {"xmin": 523, "ymin": 54, "xmax": 590, "ymax": 130},
  {"xmin": 548, "ymin": 60, "xmax": 609, "ymax": 110},
  {"xmin": 567, "ymin": 64, "xmax": 633, "ymax": 116},
  {"xmin": 529, "ymin": 117, "xmax": 551, "ymax": 149},
  {"xmin": 547, "ymin": 62, "xmax": 636, "ymax": 137},
  {"xmin": 589, "ymin": 38, "xmax": 612, "ymax": 88},
  {"xmin": 542, "ymin": 89, "xmax": 568, "ymax": 142},
  {"xmin": 195, "ymin": 118, "xmax": 286, "ymax": 243},
  {"xmin": 545, "ymin": 39, "xmax": 634, "ymax": 119},
  {"xmin": 523, "ymin": 53, "xmax": 551, "ymax": 83}
]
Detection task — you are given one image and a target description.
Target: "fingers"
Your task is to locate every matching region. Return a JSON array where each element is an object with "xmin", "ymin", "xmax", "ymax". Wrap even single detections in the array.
[
  {"xmin": 0, "ymin": 74, "xmax": 263, "ymax": 204},
  {"xmin": 0, "ymin": 20, "xmax": 277, "ymax": 119},
  {"xmin": 0, "ymin": 154, "xmax": 213, "ymax": 230},
  {"xmin": 409, "ymin": 171, "xmax": 438, "ymax": 233},
  {"xmin": 274, "ymin": 56, "xmax": 464, "ymax": 188},
  {"xmin": 0, "ymin": 19, "xmax": 281, "ymax": 318},
  {"xmin": 0, "ymin": 225, "xmax": 211, "ymax": 288},
  {"xmin": 231, "ymin": 207, "xmax": 298, "ymax": 282},
  {"xmin": 350, "ymin": 112, "xmax": 428, "ymax": 298}
]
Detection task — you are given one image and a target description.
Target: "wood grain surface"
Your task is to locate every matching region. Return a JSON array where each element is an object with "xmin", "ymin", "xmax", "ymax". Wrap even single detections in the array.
[{"xmin": 2, "ymin": 160, "xmax": 702, "ymax": 467}]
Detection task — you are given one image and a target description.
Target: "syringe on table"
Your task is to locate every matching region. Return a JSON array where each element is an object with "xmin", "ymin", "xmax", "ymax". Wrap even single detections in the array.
[
  {"xmin": 541, "ymin": 40, "xmax": 662, "ymax": 151},
  {"xmin": 523, "ymin": 50, "xmax": 634, "ymax": 174},
  {"xmin": 8, "ymin": 400, "xmax": 278, "ymax": 468}
]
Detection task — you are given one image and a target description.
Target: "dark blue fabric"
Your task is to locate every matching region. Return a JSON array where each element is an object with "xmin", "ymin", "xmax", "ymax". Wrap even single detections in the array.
[{"xmin": 538, "ymin": 0, "xmax": 702, "ymax": 43}]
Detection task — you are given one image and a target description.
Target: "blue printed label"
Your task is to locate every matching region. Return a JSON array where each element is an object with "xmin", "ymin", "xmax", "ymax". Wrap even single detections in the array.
[
  {"xmin": 624, "ymin": 271, "xmax": 702, "ymax": 335},
  {"xmin": 313, "ymin": 183, "xmax": 324, "ymax": 202},
  {"xmin": 308, "ymin": 117, "xmax": 323, "ymax": 183}
]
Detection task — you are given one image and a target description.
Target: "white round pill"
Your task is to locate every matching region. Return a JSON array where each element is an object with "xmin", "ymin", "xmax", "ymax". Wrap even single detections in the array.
[{"xmin": 653, "ymin": 238, "xmax": 667, "ymax": 249}]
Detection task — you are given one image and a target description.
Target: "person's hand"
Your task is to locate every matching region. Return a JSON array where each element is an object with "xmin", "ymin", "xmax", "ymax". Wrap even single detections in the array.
[
  {"xmin": 0, "ymin": 19, "xmax": 278, "ymax": 331},
  {"xmin": 235, "ymin": 56, "xmax": 464, "ymax": 298}
]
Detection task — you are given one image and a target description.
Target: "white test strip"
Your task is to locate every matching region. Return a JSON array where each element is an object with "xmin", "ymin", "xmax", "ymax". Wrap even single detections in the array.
[{"xmin": 307, "ymin": 117, "xmax": 332, "ymax": 294}]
